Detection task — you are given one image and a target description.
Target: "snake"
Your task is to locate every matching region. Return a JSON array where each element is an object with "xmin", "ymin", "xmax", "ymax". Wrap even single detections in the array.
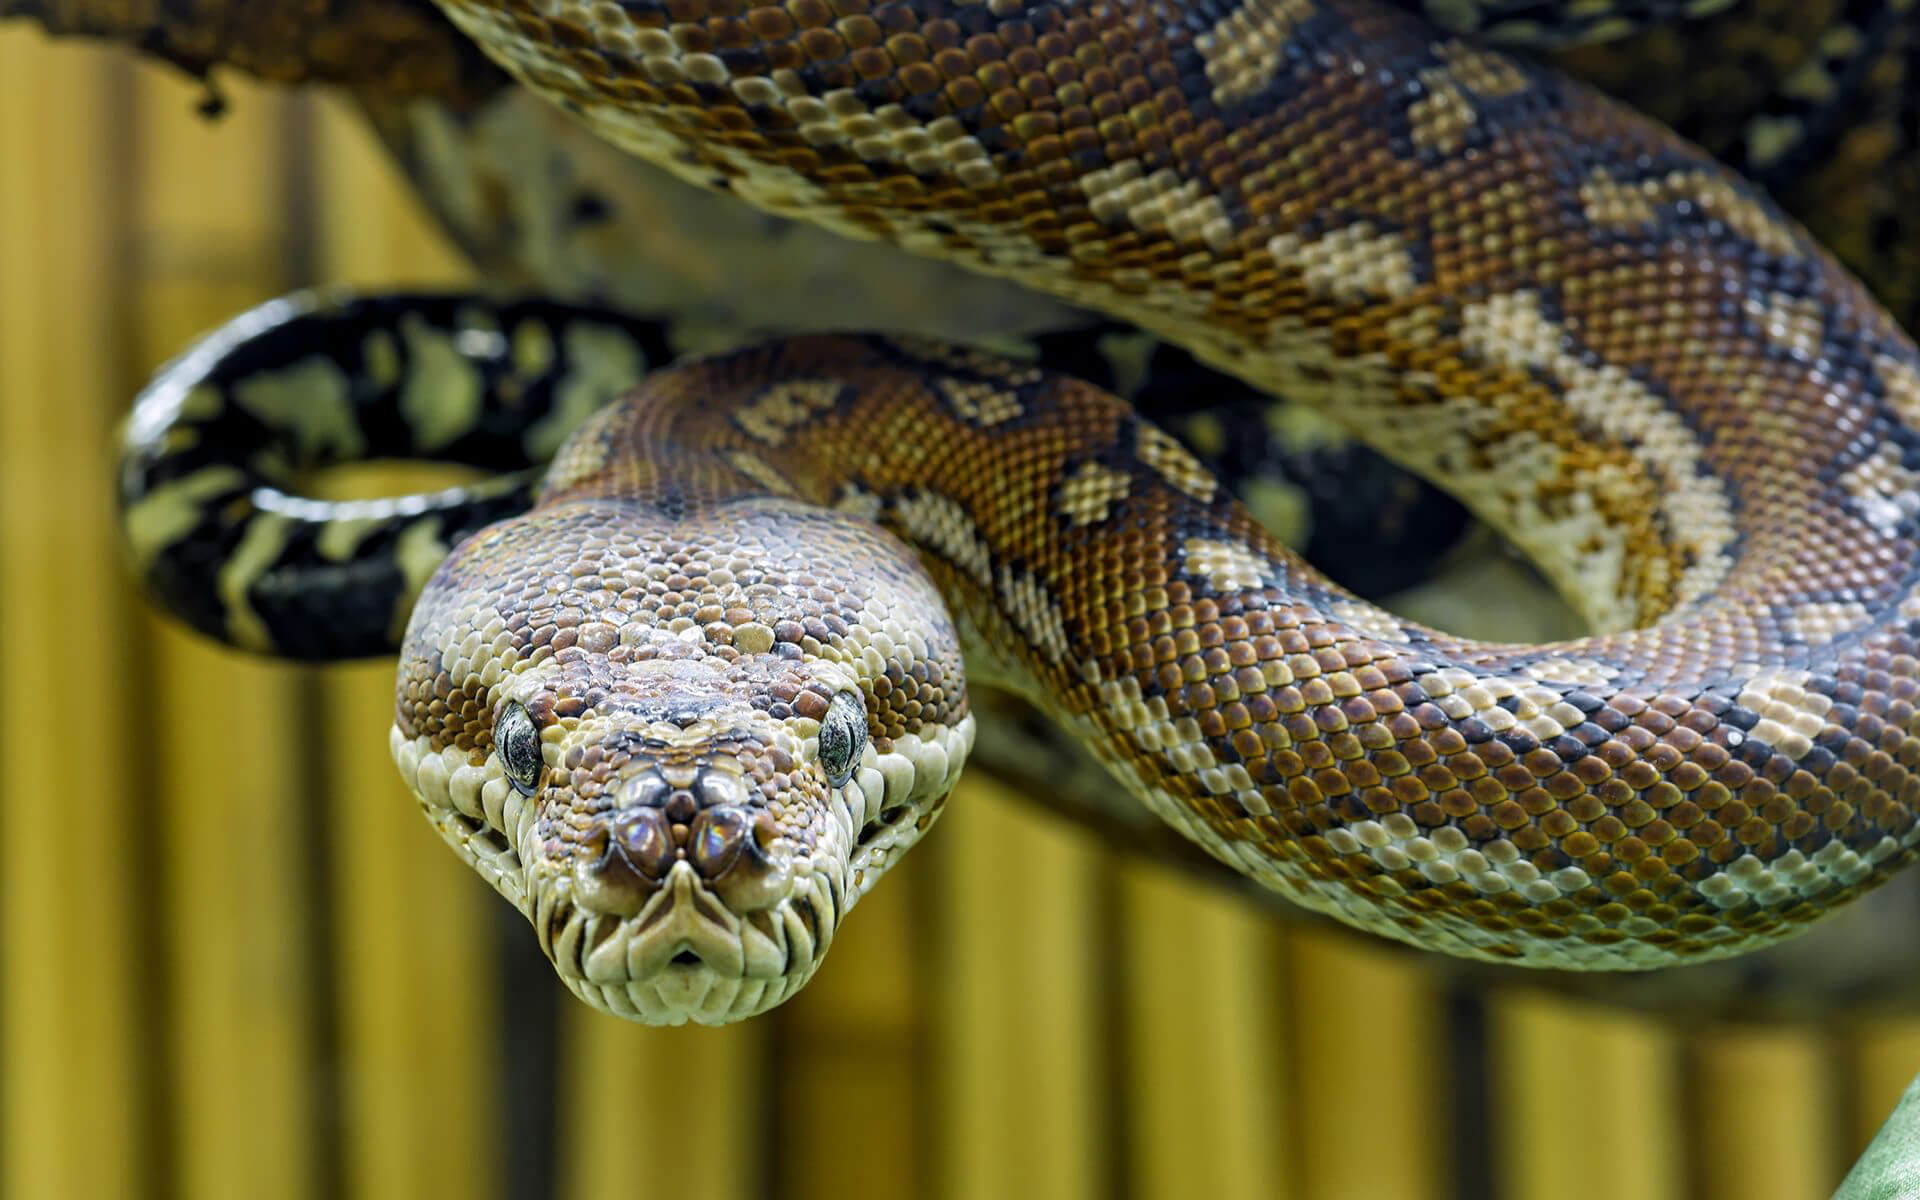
[{"xmin": 107, "ymin": 0, "xmax": 1920, "ymax": 1025}]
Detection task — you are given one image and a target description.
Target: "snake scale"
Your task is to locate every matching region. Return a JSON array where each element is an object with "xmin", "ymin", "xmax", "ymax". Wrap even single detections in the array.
[{"xmin": 112, "ymin": 0, "xmax": 1920, "ymax": 1024}]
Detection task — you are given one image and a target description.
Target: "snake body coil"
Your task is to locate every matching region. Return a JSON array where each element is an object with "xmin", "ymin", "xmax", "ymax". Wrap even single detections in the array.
[{"xmin": 118, "ymin": 0, "xmax": 1920, "ymax": 1024}]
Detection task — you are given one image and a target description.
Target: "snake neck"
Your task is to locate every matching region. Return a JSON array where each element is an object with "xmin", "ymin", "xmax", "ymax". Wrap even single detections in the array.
[
  {"xmin": 537, "ymin": 333, "xmax": 1282, "ymax": 689},
  {"xmin": 432, "ymin": 0, "xmax": 1915, "ymax": 636}
]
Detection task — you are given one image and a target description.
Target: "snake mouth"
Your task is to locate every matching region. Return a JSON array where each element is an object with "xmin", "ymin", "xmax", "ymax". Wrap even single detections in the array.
[
  {"xmin": 394, "ymin": 716, "xmax": 971, "ymax": 1023},
  {"xmin": 414, "ymin": 772, "xmax": 845, "ymax": 1024},
  {"xmin": 540, "ymin": 859, "xmax": 842, "ymax": 1025},
  {"xmin": 420, "ymin": 784, "xmax": 534, "ymax": 908}
]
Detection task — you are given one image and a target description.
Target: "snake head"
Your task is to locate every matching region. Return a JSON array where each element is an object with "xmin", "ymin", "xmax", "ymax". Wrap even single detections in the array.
[{"xmin": 391, "ymin": 497, "xmax": 972, "ymax": 1024}]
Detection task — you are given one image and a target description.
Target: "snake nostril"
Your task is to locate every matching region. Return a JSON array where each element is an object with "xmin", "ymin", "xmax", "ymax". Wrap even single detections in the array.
[
  {"xmin": 751, "ymin": 811, "xmax": 781, "ymax": 853},
  {"xmin": 689, "ymin": 805, "xmax": 749, "ymax": 877},
  {"xmin": 610, "ymin": 806, "xmax": 674, "ymax": 878},
  {"xmin": 708, "ymin": 810, "xmax": 794, "ymax": 912},
  {"xmin": 573, "ymin": 812, "xmax": 665, "ymax": 918},
  {"xmin": 580, "ymin": 823, "xmax": 611, "ymax": 865}
]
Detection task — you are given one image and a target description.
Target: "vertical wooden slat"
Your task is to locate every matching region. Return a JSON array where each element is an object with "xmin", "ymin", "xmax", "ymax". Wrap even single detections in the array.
[
  {"xmin": 774, "ymin": 857, "xmax": 925, "ymax": 1195},
  {"xmin": 1118, "ymin": 864, "xmax": 1292, "ymax": 1200},
  {"xmin": 1491, "ymin": 991, "xmax": 1682, "ymax": 1200},
  {"xmin": 1691, "ymin": 1028, "xmax": 1838, "ymax": 1200},
  {"xmin": 555, "ymin": 1014, "xmax": 769, "ymax": 1200},
  {"xmin": 0, "ymin": 31, "xmax": 151, "ymax": 1200},
  {"xmin": 931, "ymin": 777, "xmax": 1107, "ymax": 1200},
  {"xmin": 1285, "ymin": 932, "xmax": 1445, "ymax": 1200},
  {"xmin": 1849, "ymin": 1020, "xmax": 1920, "ymax": 1166},
  {"xmin": 307, "ymin": 93, "xmax": 505, "ymax": 1200},
  {"xmin": 131, "ymin": 66, "xmax": 322, "ymax": 1200}
]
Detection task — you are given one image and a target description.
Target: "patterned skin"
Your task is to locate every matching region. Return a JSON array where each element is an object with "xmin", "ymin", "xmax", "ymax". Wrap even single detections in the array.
[
  {"xmin": 84, "ymin": 0, "xmax": 1920, "ymax": 1021},
  {"xmin": 116, "ymin": 292, "xmax": 1470, "ymax": 662},
  {"xmin": 374, "ymin": 0, "xmax": 1920, "ymax": 1021},
  {"xmin": 424, "ymin": 0, "xmax": 1919, "ymax": 629},
  {"xmin": 117, "ymin": 292, "xmax": 675, "ymax": 658},
  {"xmin": 120, "ymin": 292, "xmax": 1486, "ymax": 1024},
  {"xmin": 387, "ymin": 318, "xmax": 1915, "ymax": 1026}
]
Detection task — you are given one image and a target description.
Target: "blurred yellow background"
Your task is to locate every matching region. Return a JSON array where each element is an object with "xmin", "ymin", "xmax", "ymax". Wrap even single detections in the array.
[{"xmin": 3, "ymin": 25, "xmax": 1919, "ymax": 1200}]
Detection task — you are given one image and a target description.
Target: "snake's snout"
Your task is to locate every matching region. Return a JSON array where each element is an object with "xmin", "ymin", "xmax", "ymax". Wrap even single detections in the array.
[
  {"xmin": 571, "ymin": 767, "xmax": 796, "ymax": 918},
  {"xmin": 522, "ymin": 718, "xmax": 853, "ymax": 1025}
]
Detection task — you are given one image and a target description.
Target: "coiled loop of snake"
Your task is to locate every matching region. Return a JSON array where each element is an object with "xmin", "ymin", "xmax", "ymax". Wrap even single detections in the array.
[{"xmin": 120, "ymin": 0, "xmax": 1920, "ymax": 1022}]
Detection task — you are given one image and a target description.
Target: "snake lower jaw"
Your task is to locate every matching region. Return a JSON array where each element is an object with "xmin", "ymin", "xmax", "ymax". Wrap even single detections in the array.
[{"xmin": 557, "ymin": 961, "xmax": 821, "ymax": 1027}]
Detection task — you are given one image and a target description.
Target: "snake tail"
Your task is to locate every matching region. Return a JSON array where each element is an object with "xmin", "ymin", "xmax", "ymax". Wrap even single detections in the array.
[{"xmin": 116, "ymin": 291, "xmax": 677, "ymax": 659}]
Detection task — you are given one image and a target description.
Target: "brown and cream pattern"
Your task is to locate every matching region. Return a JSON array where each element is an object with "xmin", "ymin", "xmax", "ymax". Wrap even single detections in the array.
[{"xmin": 109, "ymin": 0, "xmax": 1920, "ymax": 1022}]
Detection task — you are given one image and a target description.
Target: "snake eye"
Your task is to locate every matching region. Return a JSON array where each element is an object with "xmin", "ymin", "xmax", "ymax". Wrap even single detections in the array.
[
  {"xmin": 495, "ymin": 701, "xmax": 543, "ymax": 796},
  {"xmin": 817, "ymin": 690, "xmax": 868, "ymax": 789}
]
